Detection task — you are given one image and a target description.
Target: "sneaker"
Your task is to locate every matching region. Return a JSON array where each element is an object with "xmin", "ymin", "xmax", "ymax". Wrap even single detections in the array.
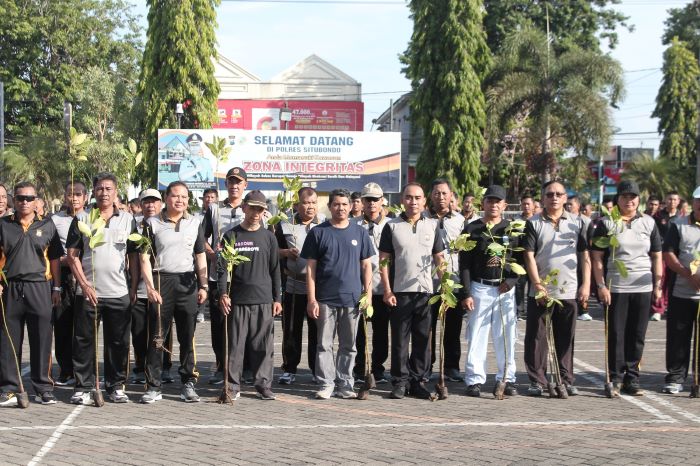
[
  {"xmin": 390, "ymin": 385, "xmax": 406, "ymax": 399},
  {"xmin": 278, "ymin": 372, "xmax": 295, "ymax": 385},
  {"xmin": 208, "ymin": 371, "xmax": 224, "ymax": 385},
  {"xmin": 140, "ymin": 390, "xmax": 162, "ymax": 404},
  {"xmin": 445, "ymin": 369, "xmax": 464, "ymax": 382},
  {"xmin": 354, "ymin": 375, "xmax": 365, "ymax": 385},
  {"xmin": 242, "ymin": 370, "xmax": 254, "ymax": 385},
  {"xmin": 504, "ymin": 382, "xmax": 518, "ymax": 396},
  {"xmin": 373, "ymin": 373, "xmax": 389, "ymax": 384},
  {"xmin": 55, "ymin": 374, "xmax": 75, "ymax": 386},
  {"xmin": 621, "ymin": 380, "xmax": 644, "ymax": 396},
  {"xmin": 256, "ymin": 387, "xmax": 276, "ymax": 400},
  {"xmin": 35, "ymin": 392, "xmax": 57, "ymax": 405},
  {"xmin": 130, "ymin": 373, "xmax": 146, "ymax": 385},
  {"xmin": 180, "ymin": 381, "xmax": 200, "ymax": 402},
  {"xmin": 662, "ymin": 383, "xmax": 683, "ymax": 394},
  {"xmin": 108, "ymin": 389, "xmax": 129, "ymax": 403},
  {"xmin": 0, "ymin": 392, "xmax": 17, "ymax": 407},
  {"xmin": 196, "ymin": 312, "xmax": 205, "ymax": 323},
  {"xmin": 466, "ymin": 384, "xmax": 481, "ymax": 397},
  {"xmin": 577, "ymin": 313, "xmax": 593, "ymax": 321},
  {"xmin": 409, "ymin": 382, "xmax": 432, "ymax": 400},
  {"xmin": 227, "ymin": 389, "xmax": 241, "ymax": 401},
  {"xmin": 564, "ymin": 384, "xmax": 579, "ymax": 396},
  {"xmin": 315, "ymin": 385, "xmax": 335, "ymax": 399},
  {"xmin": 528, "ymin": 382, "xmax": 543, "ymax": 397},
  {"xmin": 650, "ymin": 313, "xmax": 662, "ymax": 322},
  {"xmin": 334, "ymin": 388, "xmax": 357, "ymax": 399},
  {"xmin": 311, "ymin": 375, "xmax": 320, "ymax": 384},
  {"xmin": 70, "ymin": 391, "xmax": 93, "ymax": 405},
  {"xmin": 161, "ymin": 369, "xmax": 175, "ymax": 384}
]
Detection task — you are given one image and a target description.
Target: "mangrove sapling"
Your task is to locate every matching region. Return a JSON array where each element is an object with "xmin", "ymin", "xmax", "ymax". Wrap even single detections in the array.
[
  {"xmin": 593, "ymin": 205, "xmax": 630, "ymax": 398},
  {"xmin": 534, "ymin": 269, "xmax": 567, "ymax": 399},
  {"xmin": 78, "ymin": 208, "xmax": 108, "ymax": 406},
  {"xmin": 481, "ymin": 220, "xmax": 528, "ymax": 399},
  {"xmin": 428, "ymin": 234, "xmax": 477, "ymax": 400},
  {"xmin": 0, "ymin": 271, "xmax": 29, "ymax": 408},
  {"xmin": 217, "ymin": 235, "xmax": 251, "ymax": 404},
  {"xmin": 357, "ymin": 291, "xmax": 376, "ymax": 400}
]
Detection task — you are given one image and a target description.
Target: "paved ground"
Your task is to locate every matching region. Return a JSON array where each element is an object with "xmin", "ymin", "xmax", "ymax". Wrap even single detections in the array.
[{"xmin": 1, "ymin": 303, "xmax": 699, "ymax": 465}]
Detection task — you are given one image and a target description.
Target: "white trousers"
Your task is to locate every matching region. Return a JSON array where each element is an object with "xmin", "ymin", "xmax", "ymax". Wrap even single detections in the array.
[{"xmin": 464, "ymin": 281, "xmax": 517, "ymax": 385}]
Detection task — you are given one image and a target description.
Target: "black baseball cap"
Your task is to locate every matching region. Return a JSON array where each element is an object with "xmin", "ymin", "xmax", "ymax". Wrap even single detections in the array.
[
  {"xmin": 226, "ymin": 167, "xmax": 247, "ymax": 181},
  {"xmin": 243, "ymin": 190, "xmax": 267, "ymax": 208},
  {"xmin": 617, "ymin": 180, "xmax": 640, "ymax": 197},
  {"xmin": 484, "ymin": 185, "xmax": 507, "ymax": 201}
]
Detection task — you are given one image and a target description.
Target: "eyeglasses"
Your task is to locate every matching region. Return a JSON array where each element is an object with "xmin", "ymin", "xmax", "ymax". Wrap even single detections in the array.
[
  {"xmin": 544, "ymin": 192, "xmax": 566, "ymax": 199},
  {"xmin": 15, "ymin": 195, "xmax": 37, "ymax": 203}
]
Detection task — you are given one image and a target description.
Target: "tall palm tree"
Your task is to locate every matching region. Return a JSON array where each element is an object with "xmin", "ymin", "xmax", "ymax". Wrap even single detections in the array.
[
  {"xmin": 623, "ymin": 153, "xmax": 692, "ymax": 199},
  {"xmin": 487, "ymin": 25, "xmax": 625, "ymax": 181}
]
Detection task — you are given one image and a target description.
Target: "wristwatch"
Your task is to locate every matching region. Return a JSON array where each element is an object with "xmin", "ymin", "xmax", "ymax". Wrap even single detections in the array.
[
  {"xmin": 597, "ymin": 282, "xmax": 607, "ymax": 289},
  {"xmin": 52, "ymin": 286, "xmax": 63, "ymax": 293},
  {"xmin": 199, "ymin": 284, "xmax": 209, "ymax": 291}
]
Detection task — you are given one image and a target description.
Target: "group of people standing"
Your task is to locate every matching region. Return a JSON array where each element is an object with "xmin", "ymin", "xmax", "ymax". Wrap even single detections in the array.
[{"xmin": 0, "ymin": 171, "xmax": 697, "ymax": 407}]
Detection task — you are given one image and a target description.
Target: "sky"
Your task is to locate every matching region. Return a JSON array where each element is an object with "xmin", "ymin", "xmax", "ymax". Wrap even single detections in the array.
[{"xmin": 133, "ymin": 0, "xmax": 693, "ymax": 154}]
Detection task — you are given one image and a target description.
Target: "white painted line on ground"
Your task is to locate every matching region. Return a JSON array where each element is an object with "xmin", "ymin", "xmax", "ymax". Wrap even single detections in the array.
[
  {"xmin": 644, "ymin": 393, "xmax": 700, "ymax": 424},
  {"xmin": 27, "ymin": 405, "xmax": 84, "ymax": 466},
  {"xmin": 0, "ymin": 419, "xmax": 675, "ymax": 433},
  {"xmin": 573, "ymin": 358, "xmax": 677, "ymax": 423}
]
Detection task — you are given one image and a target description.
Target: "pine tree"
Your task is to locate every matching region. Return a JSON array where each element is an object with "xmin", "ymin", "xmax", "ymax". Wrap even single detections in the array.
[
  {"xmin": 653, "ymin": 38, "xmax": 700, "ymax": 173},
  {"xmin": 401, "ymin": 0, "xmax": 491, "ymax": 195},
  {"xmin": 137, "ymin": 0, "xmax": 221, "ymax": 185}
]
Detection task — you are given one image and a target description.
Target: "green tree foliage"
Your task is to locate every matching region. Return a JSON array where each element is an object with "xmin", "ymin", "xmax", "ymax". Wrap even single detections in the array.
[
  {"xmin": 0, "ymin": 0, "xmax": 141, "ymax": 137},
  {"xmin": 402, "ymin": 0, "xmax": 491, "ymax": 195},
  {"xmin": 487, "ymin": 25, "xmax": 624, "ymax": 181},
  {"xmin": 138, "ymin": 0, "xmax": 222, "ymax": 185},
  {"xmin": 652, "ymin": 38, "xmax": 700, "ymax": 169},
  {"xmin": 622, "ymin": 152, "xmax": 692, "ymax": 199},
  {"xmin": 662, "ymin": 1, "xmax": 700, "ymax": 58},
  {"xmin": 483, "ymin": 0, "xmax": 631, "ymax": 53}
]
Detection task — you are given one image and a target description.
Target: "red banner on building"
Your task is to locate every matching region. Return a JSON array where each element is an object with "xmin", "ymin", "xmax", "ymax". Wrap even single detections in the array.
[{"xmin": 214, "ymin": 100, "xmax": 364, "ymax": 131}]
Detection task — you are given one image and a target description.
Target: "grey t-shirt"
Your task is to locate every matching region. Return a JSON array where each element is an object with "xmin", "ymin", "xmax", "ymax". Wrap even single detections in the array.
[
  {"xmin": 524, "ymin": 211, "xmax": 588, "ymax": 300},
  {"xmin": 66, "ymin": 208, "xmax": 137, "ymax": 299},
  {"xmin": 590, "ymin": 213, "xmax": 661, "ymax": 293},
  {"xmin": 145, "ymin": 212, "xmax": 206, "ymax": 274},
  {"xmin": 275, "ymin": 213, "xmax": 325, "ymax": 295},
  {"xmin": 357, "ymin": 213, "xmax": 390, "ymax": 295},
  {"xmin": 204, "ymin": 200, "xmax": 245, "ymax": 282},
  {"xmin": 378, "ymin": 214, "xmax": 445, "ymax": 294},
  {"xmin": 664, "ymin": 217, "xmax": 700, "ymax": 300},
  {"xmin": 431, "ymin": 211, "xmax": 465, "ymax": 288},
  {"xmin": 51, "ymin": 210, "xmax": 75, "ymax": 254}
]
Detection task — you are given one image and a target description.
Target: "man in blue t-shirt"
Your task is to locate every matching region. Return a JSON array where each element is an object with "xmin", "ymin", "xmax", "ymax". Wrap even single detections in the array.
[{"xmin": 301, "ymin": 188, "xmax": 374, "ymax": 399}]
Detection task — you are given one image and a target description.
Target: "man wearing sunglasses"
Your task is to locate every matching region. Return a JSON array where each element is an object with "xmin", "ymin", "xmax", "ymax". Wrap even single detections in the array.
[
  {"xmin": 523, "ymin": 180, "xmax": 591, "ymax": 397},
  {"xmin": 0, "ymin": 182, "xmax": 62, "ymax": 406}
]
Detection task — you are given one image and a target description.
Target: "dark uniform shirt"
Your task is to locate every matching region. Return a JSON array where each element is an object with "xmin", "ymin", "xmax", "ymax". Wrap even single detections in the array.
[{"xmin": 0, "ymin": 214, "xmax": 63, "ymax": 281}]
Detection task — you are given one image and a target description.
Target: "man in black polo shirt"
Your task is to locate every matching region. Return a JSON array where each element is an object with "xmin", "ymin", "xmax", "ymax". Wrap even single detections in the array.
[{"xmin": 0, "ymin": 181, "xmax": 62, "ymax": 406}]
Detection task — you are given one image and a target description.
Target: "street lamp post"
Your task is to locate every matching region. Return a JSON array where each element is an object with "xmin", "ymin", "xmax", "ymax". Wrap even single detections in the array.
[{"xmin": 175, "ymin": 102, "xmax": 184, "ymax": 129}]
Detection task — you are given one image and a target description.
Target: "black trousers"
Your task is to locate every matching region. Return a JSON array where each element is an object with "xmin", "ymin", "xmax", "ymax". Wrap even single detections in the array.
[
  {"xmin": 227, "ymin": 303, "xmax": 274, "ymax": 391},
  {"xmin": 390, "ymin": 292, "xmax": 432, "ymax": 387},
  {"xmin": 209, "ymin": 281, "xmax": 224, "ymax": 371},
  {"xmin": 608, "ymin": 292, "xmax": 651, "ymax": 383},
  {"xmin": 429, "ymin": 301, "xmax": 465, "ymax": 373},
  {"xmin": 665, "ymin": 296, "xmax": 700, "ymax": 383},
  {"xmin": 354, "ymin": 295, "xmax": 390, "ymax": 377},
  {"xmin": 281, "ymin": 292, "xmax": 317, "ymax": 374},
  {"xmin": 73, "ymin": 294, "xmax": 131, "ymax": 391},
  {"xmin": 0, "ymin": 281, "xmax": 53, "ymax": 394},
  {"xmin": 131, "ymin": 298, "xmax": 172, "ymax": 375},
  {"xmin": 53, "ymin": 269, "xmax": 76, "ymax": 378},
  {"xmin": 145, "ymin": 272, "xmax": 198, "ymax": 389},
  {"xmin": 524, "ymin": 297, "xmax": 577, "ymax": 386}
]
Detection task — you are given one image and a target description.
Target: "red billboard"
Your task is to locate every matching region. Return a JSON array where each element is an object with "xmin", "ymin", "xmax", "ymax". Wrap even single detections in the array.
[{"xmin": 214, "ymin": 100, "xmax": 364, "ymax": 131}]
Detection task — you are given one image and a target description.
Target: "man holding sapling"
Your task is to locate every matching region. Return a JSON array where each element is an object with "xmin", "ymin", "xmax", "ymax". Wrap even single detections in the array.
[
  {"xmin": 218, "ymin": 191, "xmax": 282, "ymax": 401},
  {"xmin": 523, "ymin": 180, "xmax": 590, "ymax": 397},
  {"xmin": 301, "ymin": 188, "xmax": 374, "ymax": 400},
  {"xmin": 379, "ymin": 182, "xmax": 445, "ymax": 400},
  {"xmin": 459, "ymin": 185, "xmax": 523, "ymax": 398},
  {"xmin": 66, "ymin": 173, "xmax": 139, "ymax": 405}
]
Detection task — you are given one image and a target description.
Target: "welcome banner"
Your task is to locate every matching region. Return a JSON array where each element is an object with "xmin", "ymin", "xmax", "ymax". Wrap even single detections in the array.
[{"xmin": 157, "ymin": 129, "xmax": 401, "ymax": 192}]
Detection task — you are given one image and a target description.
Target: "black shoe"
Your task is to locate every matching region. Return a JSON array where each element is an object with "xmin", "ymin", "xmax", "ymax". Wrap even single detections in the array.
[
  {"xmin": 621, "ymin": 380, "xmax": 644, "ymax": 396},
  {"xmin": 409, "ymin": 382, "xmax": 432, "ymax": 399},
  {"xmin": 504, "ymin": 382, "xmax": 518, "ymax": 396},
  {"xmin": 161, "ymin": 369, "xmax": 174, "ymax": 384},
  {"xmin": 373, "ymin": 373, "xmax": 389, "ymax": 384},
  {"xmin": 444, "ymin": 369, "xmax": 464, "ymax": 382},
  {"xmin": 35, "ymin": 392, "xmax": 57, "ymax": 405},
  {"xmin": 55, "ymin": 374, "xmax": 75, "ymax": 386},
  {"xmin": 466, "ymin": 384, "xmax": 481, "ymax": 397},
  {"xmin": 390, "ymin": 385, "xmax": 406, "ymax": 399},
  {"xmin": 242, "ymin": 370, "xmax": 254, "ymax": 385}
]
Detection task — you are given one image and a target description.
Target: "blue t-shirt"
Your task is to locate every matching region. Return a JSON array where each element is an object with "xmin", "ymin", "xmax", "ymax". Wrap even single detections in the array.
[{"xmin": 300, "ymin": 220, "xmax": 374, "ymax": 307}]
